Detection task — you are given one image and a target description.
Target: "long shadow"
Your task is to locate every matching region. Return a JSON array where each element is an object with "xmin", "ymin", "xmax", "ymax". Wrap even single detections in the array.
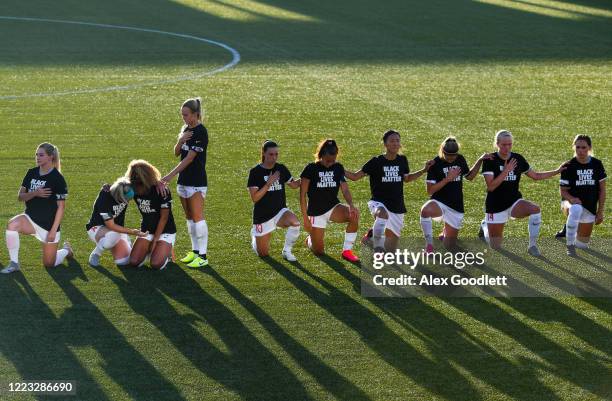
[
  {"xmin": 205, "ymin": 264, "xmax": 373, "ymax": 401},
  {"xmin": 46, "ymin": 260, "xmax": 186, "ymax": 401},
  {"xmin": 315, "ymin": 254, "xmax": 563, "ymax": 401},
  {"xmin": 92, "ymin": 263, "xmax": 312, "ymax": 401},
  {"xmin": 0, "ymin": 0, "xmax": 610, "ymax": 66},
  {"xmin": 0, "ymin": 267, "xmax": 112, "ymax": 401},
  {"xmin": 360, "ymin": 248, "xmax": 612, "ymax": 400},
  {"xmin": 261, "ymin": 256, "xmax": 484, "ymax": 400}
]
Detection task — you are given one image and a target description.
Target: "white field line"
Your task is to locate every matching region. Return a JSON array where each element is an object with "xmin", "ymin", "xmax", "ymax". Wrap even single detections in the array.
[{"xmin": 0, "ymin": 16, "xmax": 241, "ymax": 100}]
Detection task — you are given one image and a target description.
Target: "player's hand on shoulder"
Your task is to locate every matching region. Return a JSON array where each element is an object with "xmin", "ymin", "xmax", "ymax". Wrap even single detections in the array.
[
  {"xmin": 101, "ymin": 183, "xmax": 111, "ymax": 192},
  {"xmin": 424, "ymin": 159, "xmax": 435, "ymax": 171},
  {"xmin": 155, "ymin": 181, "xmax": 170, "ymax": 197}
]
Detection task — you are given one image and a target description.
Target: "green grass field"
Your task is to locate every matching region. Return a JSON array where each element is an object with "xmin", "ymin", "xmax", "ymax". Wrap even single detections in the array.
[{"xmin": 0, "ymin": 1, "xmax": 611, "ymax": 400}]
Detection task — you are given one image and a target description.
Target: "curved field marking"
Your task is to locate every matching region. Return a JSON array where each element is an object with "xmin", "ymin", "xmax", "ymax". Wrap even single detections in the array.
[{"xmin": 0, "ymin": 16, "xmax": 241, "ymax": 100}]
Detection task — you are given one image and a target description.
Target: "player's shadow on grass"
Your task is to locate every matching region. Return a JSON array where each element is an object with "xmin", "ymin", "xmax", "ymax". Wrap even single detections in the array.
[
  {"xmin": 263, "ymin": 254, "xmax": 484, "ymax": 401},
  {"xmin": 0, "ymin": 267, "xmax": 113, "ymax": 401},
  {"xmin": 206, "ymin": 261, "xmax": 373, "ymax": 401},
  {"xmin": 92, "ymin": 263, "xmax": 312, "ymax": 401},
  {"xmin": 46, "ymin": 260, "xmax": 186, "ymax": 401},
  {"xmin": 314, "ymin": 254, "xmax": 566, "ymax": 401}
]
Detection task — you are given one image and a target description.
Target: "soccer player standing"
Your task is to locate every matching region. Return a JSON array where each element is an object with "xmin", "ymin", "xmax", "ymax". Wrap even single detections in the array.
[{"xmin": 161, "ymin": 97, "xmax": 209, "ymax": 268}]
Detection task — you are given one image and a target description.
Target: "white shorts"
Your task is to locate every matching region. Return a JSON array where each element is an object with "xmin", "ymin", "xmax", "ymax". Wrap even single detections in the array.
[
  {"xmin": 367, "ymin": 201, "xmax": 405, "ymax": 237},
  {"xmin": 309, "ymin": 204, "xmax": 341, "ymax": 229},
  {"xmin": 23, "ymin": 214, "xmax": 60, "ymax": 244},
  {"xmin": 252, "ymin": 208, "xmax": 290, "ymax": 237},
  {"xmin": 561, "ymin": 200, "xmax": 596, "ymax": 224},
  {"xmin": 142, "ymin": 232, "xmax": 177, "ymax": 245},
  {"xmin": 427, "ymin": 200, "xmax": 464, "ymax": 230},
  {"xmin": 87, "ymin": 226, "xmax": 129, "ymax": 244},
  {"xmin": 485, "ymin": 199, "xmax": 522, "ymax": 224},
  {"xmin": 176, "ymin": 185, "xmax": 207, "ymax": 199}
]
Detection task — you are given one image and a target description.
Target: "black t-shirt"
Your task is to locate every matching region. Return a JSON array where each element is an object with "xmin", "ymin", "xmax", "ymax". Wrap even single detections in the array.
[
  {"xmin": 361, "ymin": 154, "xmax": 410, "ymax": 213},
  {"xmin": 426, "ymin": 155, "xmax": 470, "ymax": 213},
  {"xmin": 134, "ymin": 187, "xmax": 177, "ymax": 234},
  {"xmin": 86, "ymin": 190, "xmax": 129, "ymax": 231},
  {"xmin": 177, "ymin": 123, "xmax": 208, "ymax": 187},
  {"xmin": 482, "ymin": 152, "xmax": 530, "ymax": 213},
  {"xmin": 247, "ymin": 163, "xmax": 293, "ymax": 224},
  {"xmin": 300, "ymin": 162, "xmax": 346, "ymax": 216},
  {"xmin": 21, "ymin": 167, "xmax": 68, "ymax": 231},
  {"xmin": 560, "ymin": 157, "xmax": 607, "ymax": 215}
]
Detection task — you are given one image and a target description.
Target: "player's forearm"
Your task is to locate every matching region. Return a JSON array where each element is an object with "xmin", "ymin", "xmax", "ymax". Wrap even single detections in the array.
[
  {"xmin": 405, "ymin": 168, "xmax": 425, "ymax": 182},
  {"xmin": 18, "ymin": 191, "xmax": 36, "ymax": 202},
  {"xmin": 466, "ymin": 159, "xmax": 484, "ymax": 181},
  {"xmin": 532, "ymin": 170, "xmax": 560, "ymax": 180},
  {"xmin": 597, "ymin": 183, "xmax": 606, "ymax": 214},
  {"xmin": 426, "ymin": 178, "xmax": 450, "ymax": 196},
  {"xmin": 49, "ymin": 201, "xmax": 65, "ymax": 233}
]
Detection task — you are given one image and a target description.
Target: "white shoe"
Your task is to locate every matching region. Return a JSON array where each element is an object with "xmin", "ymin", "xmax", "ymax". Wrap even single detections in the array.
[
  {"xmin": 1, "ymin": 261, "xmax": 20, "ymax": 274},
  {"xmin": 89, "ymin": 251, "xmax": 101, "ymax": 267},
  {"xmin": 63, "ymin": 242, "xmax": 74, "ymax": 259},
  {"xmin": 282, "ymin": 249, "xmax": 297, "ymax": 262},
  {"xmin": 575, "ymin": 240, "xmax": 589, "ymax": 249}
]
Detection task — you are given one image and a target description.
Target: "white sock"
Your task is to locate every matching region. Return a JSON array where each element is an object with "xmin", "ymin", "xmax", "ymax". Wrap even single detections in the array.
[
  {"xmin": 306, "ymin": 235, "xmax": 312, "ymax": 249},
  {"xmin": 481, "ymin": 220, "xmax": 491, "ymax": 246},
  {"xmin": 195, "ymin": 220, "xmax": 208, "ymax": 255},
  {"xmin": 566, "ymin": 204, "xmax": 582, "ymax": 246},
  {"xmin": 187, "ymin": 219, "xmax": 198, "ymax": 253},
  {"xmin": 284, "ymin": 226, "xmax": 300, "ymax": 251},
  {"xmin": 343, "ymin": 232, "xmax": 357, "ymax": 251},
  {"xmin": 528, "ymin": 212, "xmax": 542, "ymax": 248},
  {"xmin": 373, "ymin": 218, "xmax": 387, "ymax": 248},
  {"xmin": 6, "ymin": 230, "xmax": 19, "ymax": 263},
  {"xmin": 575, "ymin": 239, "xmax": 589, "ymax": 249},
  {"xmin": 114, "ymin": 256, "xmax": 130, "ymax": 266},
  {"xmin": 95, "ymin": 231, "xmax": 122, "ymax": 255},
  {"xmin": 54, "ymin": 248, "xmax": 69, "ymax": 266},
  {"xmin": 420, "ymin": 217, "xmax": 433, "ymax": 245},
  {"xmin": 251, "ymin": 235, "xmax": 258, "ymax": 255}
]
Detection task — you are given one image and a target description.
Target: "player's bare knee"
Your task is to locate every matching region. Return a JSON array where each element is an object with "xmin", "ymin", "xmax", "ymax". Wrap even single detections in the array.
[{"xmin": 531, "ymin": 204, "xmax": 541, "ymax": 214}]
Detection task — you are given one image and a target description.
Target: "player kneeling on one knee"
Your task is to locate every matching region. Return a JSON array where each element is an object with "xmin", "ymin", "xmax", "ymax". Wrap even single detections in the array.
[
  {"xmin": 3, "ymin": 143, "xmax": 73, "ymax": 273},
  {"xmin": 126, "ymin": 160, "xmax": 177, "ymax": 270},
  {"xmin": 248, "ymin": 140, "xmax": 301, "ymax": 262},
  {"xmin": 479, "ymin": 130, "xmax": 566, "ymax": 256},
  {"xmin": 559, "ymin": 135, "xmax": 606, "ymax": 256},
  {"xmin": 346, "ymin": 130, "xmax": 432, "ymax": 252},
  {"xmin": 420, "ymin": 136, "xmax": 490, "ymax": 252},
  {"xmin": 86, "ymin": 177, "xmax": 147, "ymax": 267},
  {"xmin": 300, "ymin": 139, "xmax": 360, "ymax": 263}
]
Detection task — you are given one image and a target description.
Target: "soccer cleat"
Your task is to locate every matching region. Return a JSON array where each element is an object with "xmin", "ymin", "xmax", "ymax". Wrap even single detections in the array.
[
  {"xmin": 63, "ymin": 242, "xmax": 74, "ymax": 259},
  {"xmin": 527, "ymin": 245, "xmax": 542, "ymax": 257},
  {"xmin": 187, "ymin": 255, "xmax": 209, "ymax": 268},
  {"xmin": 341, "ymin": 250, "xmax": 360, "ymax": 263},
  {"xmin": 566, "ymin": 245, "xmax": 577, "ymax": 257},
  {"xmin": 425, "ymin": 244, "xmax": 434, "ymax": 254},
  {"xmin": 1, "ymin": 261, "xmax": 20, "ymax": 274},
  {"xmin": 555, "ymin": 224, "xmax": 567, "ymax": 238},
  {"xmin": 478, "ymin": 226, "xmax": 485, "ymax": 238},
  {"xmin": 89, "ymin": 251, "xmax": 101, "ymax": 267},
  {"xmin": 180, "ymin": 251, "xmax": 198, "ymax": 263},
  {"xmin": 574, "ymin": 241, "xmax": 589, "ymax": 249},
  {"xmin": 361, "ymin": 229, "xmax": 373, "ymax": 246},
  {"xmin": 282, "ymin": 249, "xmax": 297, "ymax": 262}
]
